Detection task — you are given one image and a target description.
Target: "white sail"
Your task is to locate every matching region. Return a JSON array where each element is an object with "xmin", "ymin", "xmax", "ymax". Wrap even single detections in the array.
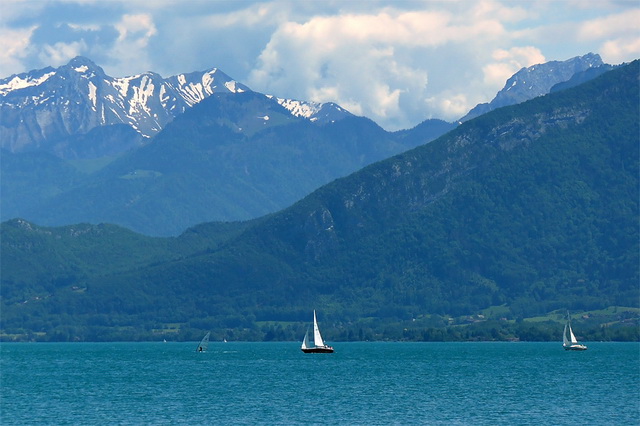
[
  {"xmin": 301, "ymin": 330, "xmax": 310, "ymax": 350},
  {"xmin": 313, "ymin": 310, "xmax": 325, "ymax": 347},
  {"xmin": 568, "ymin": 324, "xmax": 579, "ymax": 344},
  {"xmin": 196, "ymin": 332, "xmax": 210, "ymax": 352},
  {"xmin": 563, "ymin": 323, "xmax": 570, "ymax": 346}
]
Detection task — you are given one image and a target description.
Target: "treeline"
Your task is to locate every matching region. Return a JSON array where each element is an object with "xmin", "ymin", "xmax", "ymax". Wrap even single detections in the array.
[{"xmin": 4, "ymin": 311, "xmax": 638, "ymax": 343}]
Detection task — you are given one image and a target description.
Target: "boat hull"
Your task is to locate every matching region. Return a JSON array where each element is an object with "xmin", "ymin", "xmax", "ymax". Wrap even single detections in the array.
[
  {"xmin": 564, "ymin": 344, "xmax": 588, "ymax": 351},
  {"xmin": 301, "ymin": 346, "xmax": 334, "ymax": 353}
]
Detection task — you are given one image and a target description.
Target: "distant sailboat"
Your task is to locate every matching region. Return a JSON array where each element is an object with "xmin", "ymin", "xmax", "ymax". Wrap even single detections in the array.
[
  {"xmin": 196, "ymin": 332, "xmax": 210, "ymax": 352},
  {"xmin": 301, "ymin": 310, "xmax": 334, "ymax": 353},
  {"xmin": 563, "ymin": 313, "xmax": 587, "ymax": 351}
]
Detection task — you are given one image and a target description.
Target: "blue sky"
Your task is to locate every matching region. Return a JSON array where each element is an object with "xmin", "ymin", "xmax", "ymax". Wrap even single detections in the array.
[{"xmin": 2, "ymin": 0, "xmax": 639, "ymax": 130}]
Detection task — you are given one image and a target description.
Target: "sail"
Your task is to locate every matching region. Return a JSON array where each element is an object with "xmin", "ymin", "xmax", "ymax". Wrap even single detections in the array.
[
  {"xmin": 196, "ymin": 332, "xmax": 210, "ymax": 352},
  {"xmin": 563, "ymin": 323, "xmax": 570, "ymax": 346},
  {"xmin": 301, "ymin": 330, "xmax": 310, "ymax": 350},
  {"xmin": 313, "ymin": 310, "xmax": 325, "ymax": 347},
  {"xmin": 568, "ymin": 324, "xmax": 579, "ymax": 344}
]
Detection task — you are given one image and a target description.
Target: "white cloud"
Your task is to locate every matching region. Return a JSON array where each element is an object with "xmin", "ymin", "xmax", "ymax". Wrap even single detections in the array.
[
  {"xmin": 601, "ymin": 37, "xmax": 640, "ymax": 64},
  {"xmin": 1, "ymin": 1, "xmax": 639, "ymax": 129},
  {"xmin": 435, "ymin": 93, "xmax": 471, "ymax": 119},
  {"xmin": 577, "ymin": 9, "xmax": 640, "ymax": 41},
  {"xmin": 0, "ymin": 26, "xmax": 36, "ymax": 76},
  {"xmin": 109, "ymin": 14, "xmax": 157, "ymax": 74},
  {"xmin": 577, "ymin": 9, "xmax": 640, "ymax": 64},
  {"xmin": 39, "ymin": 40, "xmax": 88, "ymax": 66},
  {"xmin": 470, "ymin": 0, "xmax": 531, "ymax": 23},
  {"xmin": 483, "ymin": 46, "xmax": 546, "ymax": 87},
  {"xmin": 115, "ymin": 14, "xmax": 156, "ymax": 45},
  {"xmin": 247, "ymin": 7, "xmax": 514, "ymax": 129},
  {"xmin": 208, "ymin": 2, "xmax": 283, "ymax": 28}
]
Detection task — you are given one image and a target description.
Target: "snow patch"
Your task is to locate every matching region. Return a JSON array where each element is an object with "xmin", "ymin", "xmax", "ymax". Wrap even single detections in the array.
[
  {"xmin": 159, "ymin": 85, "xmax": 170, "ymax": 105},
  {"xmin": 128, "ymin": 75, "xmax": 155, "ymax": 117},
  {"xmin": 0, "ymin": 71, "xmax": 56, "ymax": 95},
  {"xmin": 110, "ymin": 77, "xmax": 132, "ymax": 98},
  {"xmin": 178, "ymin": 81, "xmax": 205, "ymax": 106},
  {"xmin": 88, "ymin": 81, "xmax": 97, "ymax": 111},
  {"xmin": 202, "ymin": 71, "xmax": 216, "ymax": 95},
  {"xmin": 276, "ymin": 98, "xmax": 322, "ymax": 119},
  {"xmin": 225, "ymin": 80, "xmax": 245, "ymax": 93}
]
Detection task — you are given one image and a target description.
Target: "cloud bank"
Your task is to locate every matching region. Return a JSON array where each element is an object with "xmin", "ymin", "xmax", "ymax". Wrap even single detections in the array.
[{"xmin": 1, "ymin": 0, "xmax": 639, "ymax": 130}]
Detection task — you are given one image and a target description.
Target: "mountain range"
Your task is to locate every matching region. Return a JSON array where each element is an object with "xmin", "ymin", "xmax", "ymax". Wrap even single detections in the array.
[
  {"xmin": 0, "ymin": 57, "xmax": 449, "ymax": 235},
  {"xmin": 0, "ymin": 56, "xmax": 352, "ymax": 158},
  {"xmin": 2, "ymin": 60, "xmax": 637, "ymax": 342},
  {"xmin": 0, "ymin": 53, "xmax": 610, "ymax": 236}
]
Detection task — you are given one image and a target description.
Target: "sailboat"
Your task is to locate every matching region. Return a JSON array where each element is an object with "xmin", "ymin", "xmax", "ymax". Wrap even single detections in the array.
[
  {"xmin": 563, "ymin": 313, "xmax": 587, "ymax": 351},
  {"xmin": 301, "ymin": 310, "xmax": 334, "ymax": 353},
  {"xmin": 196, "ymin": 331, "xmax": 210, "ymax": 352}
]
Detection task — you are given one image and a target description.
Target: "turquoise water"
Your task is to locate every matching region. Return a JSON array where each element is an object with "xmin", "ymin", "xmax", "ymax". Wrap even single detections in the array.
[{"xmin": 1, "ymin": 342, "xmax": 638, "ymax": 425}]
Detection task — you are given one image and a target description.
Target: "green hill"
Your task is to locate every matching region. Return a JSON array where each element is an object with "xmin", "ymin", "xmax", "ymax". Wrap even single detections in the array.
[{"xmin": 2, "ymin": 61, "xmax": 638, "ymax": 342}]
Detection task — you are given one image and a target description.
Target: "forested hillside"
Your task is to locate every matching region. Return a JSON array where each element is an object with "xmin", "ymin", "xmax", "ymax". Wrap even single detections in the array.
[{"xmin": 2, "ymin": 61, "xmax": 638, "ymax": 342}]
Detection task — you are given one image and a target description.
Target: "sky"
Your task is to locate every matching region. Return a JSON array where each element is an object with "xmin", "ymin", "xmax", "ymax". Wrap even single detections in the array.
[{"xmin": 1, "ymin": 0, "xmax": 639, "ymax": 131}]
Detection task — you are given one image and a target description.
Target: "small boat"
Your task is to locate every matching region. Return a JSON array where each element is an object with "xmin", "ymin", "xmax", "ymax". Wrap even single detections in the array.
[
  {"xmin": 301, "ymin": 310, "xmax": 334, "ymax": 353},
  {"xmin": 196, "ymin": 332, "xmax": 210, "ymax": 352},
  {"xmin": 563, "ymin": 313, "xmax": 587, "ymax": 351}
]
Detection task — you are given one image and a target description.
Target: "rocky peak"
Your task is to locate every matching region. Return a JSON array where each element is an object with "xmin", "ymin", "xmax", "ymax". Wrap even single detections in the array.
[{"xmin": 460, "ymin": 53, "xmax": 604, "ymax": 122}]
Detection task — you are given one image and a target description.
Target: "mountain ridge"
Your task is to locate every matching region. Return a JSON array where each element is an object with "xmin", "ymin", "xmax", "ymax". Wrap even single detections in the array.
[
  {"xmin": 460, "ymin": 53, "xmax": 604, "ymax": 122},
  {"xmin": 0, "ymin": 56, "xmax": 351, "ymax": 159}
]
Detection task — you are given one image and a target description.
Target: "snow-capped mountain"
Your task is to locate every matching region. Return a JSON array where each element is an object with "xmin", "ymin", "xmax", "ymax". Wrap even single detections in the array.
[
  {"xmin": 0, "ymin": 57, "xmax": 351, "ymax": 158},
  {"xmin": 460, "ymin": 53, "xmax": 604, "ymax": 122},
  {"xmin": 271, "ymin": 97, "xmax": 350, "ymax": 123}
]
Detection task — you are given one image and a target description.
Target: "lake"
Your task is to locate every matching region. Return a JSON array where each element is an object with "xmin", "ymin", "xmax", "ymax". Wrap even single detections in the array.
[{"xmin": 1, "ymin": 342, "xmax": 638, "ymax": 425}]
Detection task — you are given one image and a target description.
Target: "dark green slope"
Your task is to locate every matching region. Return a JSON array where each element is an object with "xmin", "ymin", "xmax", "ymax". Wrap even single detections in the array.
[
  {"xmin": 121, "ymin": 60, "xmax": 638, "ymax": 321},
  {"xmin": 0, "ymin": 217, "xmax": 254, "ymax": 293},
  {"xmin": 2, "ymin": 61, "xmax": 638, "ymax": 341},
  {"xmin": 0, "ymin": 218, "xmax": 253, "ymax": 338}
]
